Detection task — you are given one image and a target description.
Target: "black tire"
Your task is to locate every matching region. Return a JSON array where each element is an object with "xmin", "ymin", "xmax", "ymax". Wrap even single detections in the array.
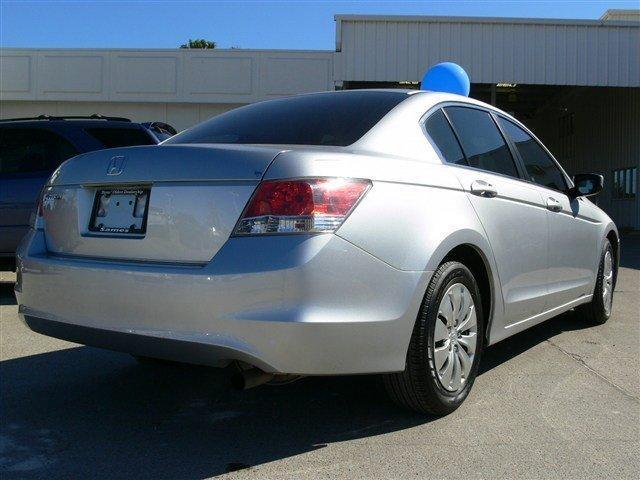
[
  {"xmin": 577, "ymin": 239, "xmax": 614, "ymax": 325},
  {"xmin": 384, "ymin": 261, "xmax": 484, "ymax": 415}
]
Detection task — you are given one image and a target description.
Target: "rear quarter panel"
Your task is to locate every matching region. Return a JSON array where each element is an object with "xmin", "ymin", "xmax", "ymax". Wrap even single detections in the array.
[
  {"xmin": 265, "ymin": 150, "xmax": 506, "ymax": 343},
  {"xmin": 266, "ymin": 149, "xmax": 496, "ymax": 270}
]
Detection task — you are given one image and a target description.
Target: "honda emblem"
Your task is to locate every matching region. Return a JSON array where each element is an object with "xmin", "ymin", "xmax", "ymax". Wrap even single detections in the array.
[{"xmin": 107, "ymin": 155, "xmax": 126, "ymax": 176}]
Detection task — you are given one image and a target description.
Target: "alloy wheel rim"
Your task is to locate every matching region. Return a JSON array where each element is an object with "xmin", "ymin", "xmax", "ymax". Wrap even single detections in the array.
[
  {"xmin": 433, "ymin": 283, "xmax": 478, "ymax": 392},
  {"xmin": 602, "ymin": 250, "xmax": 613, "ymax": 315}
]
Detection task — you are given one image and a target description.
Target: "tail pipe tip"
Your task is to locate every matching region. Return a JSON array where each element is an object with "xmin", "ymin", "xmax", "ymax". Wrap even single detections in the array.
[{"xmin": 231, "ymin": 368, "xmax": 274, "ymax": 390}]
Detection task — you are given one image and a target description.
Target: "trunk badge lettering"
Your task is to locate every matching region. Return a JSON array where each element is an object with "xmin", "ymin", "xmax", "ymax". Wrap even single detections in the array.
[
  {"xmin": 107, "ymin": 155, "xmax": 126, "ymax": 176},
  {"xmin": 43, "ymin": 193, "xmax": 62, "ymax": 210}
]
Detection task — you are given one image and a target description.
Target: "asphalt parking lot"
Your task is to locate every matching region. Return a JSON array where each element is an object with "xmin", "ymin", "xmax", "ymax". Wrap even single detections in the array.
[{"xmin": 1, "ymin": 237, "xmax": 638, "ymax": 480}]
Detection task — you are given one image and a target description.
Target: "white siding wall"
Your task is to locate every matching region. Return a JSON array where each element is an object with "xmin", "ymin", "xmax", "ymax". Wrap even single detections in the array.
[
  {"xmin": 335, "ymin": 15, "xmax": 640, "ymax": 87},
  {"xmin": 0, "ymin": 48, "xmax": 334, "ymax": 104}
]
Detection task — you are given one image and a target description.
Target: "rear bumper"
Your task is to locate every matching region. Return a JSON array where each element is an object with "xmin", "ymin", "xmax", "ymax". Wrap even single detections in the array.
[
  {"xmin": 16, "ymin": 229, "xmax": 431, "ymax": 375},
  {"xmin": 23, "ymin": 314, "xmax": 268, "ymax": 368}
]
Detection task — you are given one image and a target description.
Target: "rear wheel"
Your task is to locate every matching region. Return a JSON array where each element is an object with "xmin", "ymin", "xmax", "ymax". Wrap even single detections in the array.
[
  {"xmin": 577, "ymin": 239, "xmax": 614, "ymax": 325},
  {"xmin": 384, "ymin": 261, "xmax": 484, "ymax": 415}
]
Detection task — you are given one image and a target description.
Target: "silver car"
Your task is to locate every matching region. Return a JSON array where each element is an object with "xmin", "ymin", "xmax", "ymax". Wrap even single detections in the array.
[{"xmin": 15, "ymin": 90, "xmax": 618, "ymax": 414}]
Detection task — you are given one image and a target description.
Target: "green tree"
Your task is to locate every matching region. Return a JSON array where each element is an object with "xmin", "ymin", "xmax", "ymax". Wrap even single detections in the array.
[{"xmin": 180, "ymin": 39, "xmax": 216, "ymax": 49}]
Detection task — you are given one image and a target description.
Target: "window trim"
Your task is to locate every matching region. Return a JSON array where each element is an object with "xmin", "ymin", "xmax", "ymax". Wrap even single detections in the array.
[
  {"xmin": 488, "ymin": 111, "xmax": 529, "ymax": 180},
  {"xmin": 439, "ymin": 108, "xmax": 469, "ymax": 167}
]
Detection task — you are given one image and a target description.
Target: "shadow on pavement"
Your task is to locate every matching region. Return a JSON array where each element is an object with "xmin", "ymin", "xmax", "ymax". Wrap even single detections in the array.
[
  {"xmin": 1, "ymin": 282, "xmax": 17, "ymax": 306},
  {"xmin": 0, "ymin": 348, "xmax": 423, "ymax": 479},
  {"xmin": 620, "ymin": 234, "xmax": 640, "ymax": 270},
  {"xmin": 0, "ymin": 307, "xmax": 599, "ymax": 480}
]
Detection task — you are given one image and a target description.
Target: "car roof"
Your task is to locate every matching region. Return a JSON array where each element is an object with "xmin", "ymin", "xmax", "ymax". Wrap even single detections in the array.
[
  {"xmin": 0, "ymin": 119, "xmax": 143, "ymax": 128},
  {"xmin": 303, "ymin": 88, "xmax": 417, "ymax": 95}
]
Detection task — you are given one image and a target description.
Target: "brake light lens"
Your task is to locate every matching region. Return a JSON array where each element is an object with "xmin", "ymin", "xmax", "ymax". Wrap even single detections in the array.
[{"xmin": 234, "ymin": 178, "xmax": 371, "ymax": 235}]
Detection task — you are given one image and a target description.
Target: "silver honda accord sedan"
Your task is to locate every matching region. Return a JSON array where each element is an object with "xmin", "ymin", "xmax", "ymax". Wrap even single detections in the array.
[{"xmin": 15, "ymin": 90, "xmax": 618, "ymax": 414}]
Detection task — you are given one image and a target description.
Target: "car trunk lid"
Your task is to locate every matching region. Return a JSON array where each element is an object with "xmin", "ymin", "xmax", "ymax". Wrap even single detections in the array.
[{"xmin": 42, "ymin": 144, "xmax": 283, "ymax": 264}]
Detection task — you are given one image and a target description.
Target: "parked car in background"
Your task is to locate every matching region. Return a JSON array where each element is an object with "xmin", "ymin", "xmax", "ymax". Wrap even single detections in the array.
[
  {"xmin": 15, "ymin": 91, "xmax": 618, "ymax": 414},
  {"xmin": 0, "ymin": 115, "xmax": 175, "ymax": 270}
]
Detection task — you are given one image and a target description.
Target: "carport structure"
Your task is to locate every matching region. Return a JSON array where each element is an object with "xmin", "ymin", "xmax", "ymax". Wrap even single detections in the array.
[{"xmin": 334, "ymin": 12, "xmax": 640, "ymax": 230}]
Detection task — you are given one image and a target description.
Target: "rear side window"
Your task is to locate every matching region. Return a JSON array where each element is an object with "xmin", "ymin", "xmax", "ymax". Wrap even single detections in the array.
[
  {"xmin": 85, "ymin": 127, "xmax": 156, "ymax": 148},
  {"xmin": 165, "ymin": 91, "xmax": 407, "ymax": 147},
  {"xmin": 498, "ymin": 118, "xmax": 567, "ymax": 192},
  {"xmin": 444, "ymin": 107, "xmax": 519, "ymax": 178},
  {"xmin": 0, "ymin": 128, "xmax": 78, "ymax": 174},
  {"xmin": 424, "ymin": 109, "xmax": 466, "ymax": 165}
]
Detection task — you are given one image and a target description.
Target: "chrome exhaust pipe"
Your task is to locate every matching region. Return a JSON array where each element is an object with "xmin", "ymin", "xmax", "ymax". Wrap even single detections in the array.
[{"xmin": 231, "ymin": 368, "xmax": 274, "ymax": 390}]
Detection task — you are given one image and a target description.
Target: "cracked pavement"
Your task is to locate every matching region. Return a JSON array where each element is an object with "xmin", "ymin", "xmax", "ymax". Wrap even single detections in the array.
[{"xmin": 1, "ymin": 236, "xmax": 638, "ymax": 479}]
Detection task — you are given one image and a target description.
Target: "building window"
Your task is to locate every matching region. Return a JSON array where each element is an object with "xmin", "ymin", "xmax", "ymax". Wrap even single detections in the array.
[{"xmin": 613, "ymin": 167, "xmax": 637, "ymax": 199}]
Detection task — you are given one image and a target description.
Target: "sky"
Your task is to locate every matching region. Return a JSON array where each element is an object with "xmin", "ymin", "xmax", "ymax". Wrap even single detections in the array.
[{"xmin": 1, "ymin": 0, "xmax": 638, "ymax": 50}]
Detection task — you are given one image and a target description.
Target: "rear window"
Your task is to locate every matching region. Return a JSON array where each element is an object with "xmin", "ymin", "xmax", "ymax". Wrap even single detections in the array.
[
  {"xmin": 0, "ymin": 128, "xmax": 79, "ymax": 174},
  {"xmin": 165, "ymin": 91, "xmax": 407, "ymax": 147},
  {"xmin": 85, "ymin": 127, "xmax": 156, "ymax": 148}
]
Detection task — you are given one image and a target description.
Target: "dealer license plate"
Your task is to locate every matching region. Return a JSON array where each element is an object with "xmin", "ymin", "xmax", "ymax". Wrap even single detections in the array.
[{"xmin": 89, "ymin": 187, "xmax": 150, "ymax": 235}]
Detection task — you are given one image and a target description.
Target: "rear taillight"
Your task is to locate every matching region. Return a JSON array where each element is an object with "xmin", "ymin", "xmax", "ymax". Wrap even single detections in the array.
[{"xmin": 234, "ymin": 178, "xmax": 371, "ymax": 235}]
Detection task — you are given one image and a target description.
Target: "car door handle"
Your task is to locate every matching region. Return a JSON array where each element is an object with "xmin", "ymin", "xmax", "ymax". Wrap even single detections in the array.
[
  {"xmin": 470, "ymin": 180, "xmax": 498, "ymax": 198},
  {"xmin": 546, "ymin": 197, "xmax": 563, "ymax": 212}
]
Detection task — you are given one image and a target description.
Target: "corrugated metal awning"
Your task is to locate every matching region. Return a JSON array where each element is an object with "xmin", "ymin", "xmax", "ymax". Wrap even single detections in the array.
[{"xmin": 334, "ymin": 14, "xmax": 640, "ymax": 87}]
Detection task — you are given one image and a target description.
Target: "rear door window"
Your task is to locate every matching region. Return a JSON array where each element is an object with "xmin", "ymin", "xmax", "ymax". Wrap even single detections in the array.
[
  {"xmin": 85, "ymin": 127, "xmax": 156, "ymax": 148},
  {"xmin": 444, "ymin": 106, "xmax": 519, "ymax": 178},
  {"xmin": 0, "ymin": 128, "xmax": 79, "ymax": 175},
  {"xmin": 498, "ymin": 117, "xmax": 568, "ymax": 192},
  {"xmin": 424, "ymin": 109, "xmax": 466, "ymax": 165}
]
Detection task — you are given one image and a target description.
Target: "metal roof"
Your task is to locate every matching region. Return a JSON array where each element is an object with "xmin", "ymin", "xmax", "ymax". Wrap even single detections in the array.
[
  {"xmin": 0, "ymin": 48, "xmax": 334, "ymax": 104},
  {"xmin": 600, "ymin": 9, "xmax": 640, "ymax": 21},
  {"xmin": 334, "ymin": 14, "xmax": 640, "ymax": 87},
  {"xmin": 335, "ymin": 14, "xmax": 640, "ymax": 29}
]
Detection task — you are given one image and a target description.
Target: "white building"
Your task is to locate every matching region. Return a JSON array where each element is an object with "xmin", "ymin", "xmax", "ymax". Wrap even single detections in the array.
[{"xmin": 1, "ymin": 10, "xmax": 639, "ymax": 228}]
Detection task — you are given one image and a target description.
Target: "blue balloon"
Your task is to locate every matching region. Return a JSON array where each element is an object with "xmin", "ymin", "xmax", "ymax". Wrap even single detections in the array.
[{"xmin": 420, "ymin": 62, "xmax": 470, "ymax": 96}]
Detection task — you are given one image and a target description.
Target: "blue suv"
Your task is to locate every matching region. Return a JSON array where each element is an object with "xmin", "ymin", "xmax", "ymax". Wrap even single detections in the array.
[{"xmin": 0, "ymin": 115, "xmax": 174, "ymax": 270}]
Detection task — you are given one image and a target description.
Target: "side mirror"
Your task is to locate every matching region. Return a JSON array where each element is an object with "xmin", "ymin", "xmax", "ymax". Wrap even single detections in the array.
[{"xmin": 569, "ymin": 173, "xmax": 603, "ymax": 198}]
